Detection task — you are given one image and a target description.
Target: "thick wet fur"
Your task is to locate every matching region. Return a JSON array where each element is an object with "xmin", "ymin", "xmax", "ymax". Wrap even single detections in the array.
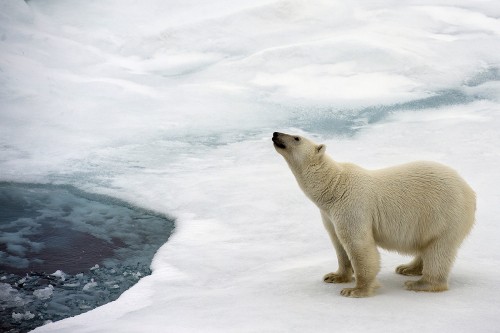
[{"xmin": 272, "ymin": 132, "xmax": 476, "ymax": 298}]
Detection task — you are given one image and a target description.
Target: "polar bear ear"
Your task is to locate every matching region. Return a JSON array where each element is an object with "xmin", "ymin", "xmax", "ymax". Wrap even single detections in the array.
[{"xmin": 316, "ymin": 144, "xmax": 326, "ymax": 155}]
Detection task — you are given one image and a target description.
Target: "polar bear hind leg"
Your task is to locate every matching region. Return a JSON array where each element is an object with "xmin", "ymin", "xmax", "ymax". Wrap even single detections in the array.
[{"xmin": 404, "ymin": 235, "xmax": 461, "ymax": 292}]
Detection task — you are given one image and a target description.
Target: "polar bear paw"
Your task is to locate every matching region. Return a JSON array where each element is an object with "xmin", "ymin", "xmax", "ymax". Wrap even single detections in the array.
[
  {"xmin": 340, "ymin": 287, "xmax": 374, "ymax": 298},
  {"xmin": 396, "ymin": 264, "xmax": 423, "ymax": 276},
  {"xmin": 405, "ymin": 279, "xmax": 448, "ymax": 292},
  {"xmin": 323, "ymin": 272, "xmax": 353, "ymax": 283}
]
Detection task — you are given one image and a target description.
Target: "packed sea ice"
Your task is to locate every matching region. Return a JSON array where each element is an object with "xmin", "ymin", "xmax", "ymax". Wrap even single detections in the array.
[{"xmin": 1, "ymin": 0, "xmax": 500, "ymax": 332}]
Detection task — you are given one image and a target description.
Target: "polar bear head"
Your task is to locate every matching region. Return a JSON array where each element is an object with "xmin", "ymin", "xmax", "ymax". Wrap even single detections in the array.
[{"xmin": 272, "ymin": 132, "xmax": 326, "ymax": 169}]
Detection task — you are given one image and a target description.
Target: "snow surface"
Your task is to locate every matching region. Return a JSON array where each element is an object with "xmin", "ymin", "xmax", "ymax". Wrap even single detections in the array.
[{"xmin": 1, "ymin": 0, "xmax": 500, "ymax": 332}]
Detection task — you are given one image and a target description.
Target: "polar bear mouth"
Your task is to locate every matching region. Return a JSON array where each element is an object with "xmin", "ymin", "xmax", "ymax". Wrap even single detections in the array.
[{"xmin": 272, "ymin": 137, "xmax": 286, "ymax": 149}]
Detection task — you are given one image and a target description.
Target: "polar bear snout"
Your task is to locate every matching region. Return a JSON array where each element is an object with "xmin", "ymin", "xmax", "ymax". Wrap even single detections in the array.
[{"xmin": 272, "ymin": 132, "xmax": 287, "ymax": 149}]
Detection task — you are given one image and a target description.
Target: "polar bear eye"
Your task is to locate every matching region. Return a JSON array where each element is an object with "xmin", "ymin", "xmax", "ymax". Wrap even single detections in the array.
[{"xmin": 294, "ymin": 137, "xmax": 300, "ymax": 141}]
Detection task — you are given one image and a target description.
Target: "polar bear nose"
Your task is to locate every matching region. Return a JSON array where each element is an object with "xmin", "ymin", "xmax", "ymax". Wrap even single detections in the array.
[{"xmin": 273, "ymin": 132, "xmax": 280, "ymax": 138}]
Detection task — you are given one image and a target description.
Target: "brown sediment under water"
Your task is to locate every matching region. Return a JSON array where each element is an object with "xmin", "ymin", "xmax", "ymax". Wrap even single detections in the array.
[{"xmin": 0, "ymin": 182, "xmax": 175, "ymax": 333}]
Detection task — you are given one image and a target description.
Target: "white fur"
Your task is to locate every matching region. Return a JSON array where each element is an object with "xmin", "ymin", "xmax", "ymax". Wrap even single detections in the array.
[{"xmin": 272, "ymin": 132, "xmax": 476, "ymax": 297}]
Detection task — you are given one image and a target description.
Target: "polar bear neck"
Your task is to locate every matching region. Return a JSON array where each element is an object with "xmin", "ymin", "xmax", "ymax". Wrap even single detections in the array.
[{"xmin": 288, "ymin": 155, "xmax": 346, "ymax": 209}]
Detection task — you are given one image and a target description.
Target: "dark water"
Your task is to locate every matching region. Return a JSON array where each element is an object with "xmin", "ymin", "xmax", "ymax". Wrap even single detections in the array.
[
  {"xmin": 0, "ymin": 224, "xmax": 124, "ymax": 275},
  {"xmin": 0, "ymin": 182, "xmax": 175, "ymax": 333}
]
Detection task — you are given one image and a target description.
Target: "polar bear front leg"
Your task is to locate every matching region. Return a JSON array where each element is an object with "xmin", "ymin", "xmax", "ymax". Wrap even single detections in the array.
[
  {"xmin": 337, "ymin": 226, "xmax": 380, "ymax": 298},
  {"xmin": 321, "ymin": 212, "xmax": 353, "ymax": 283}
]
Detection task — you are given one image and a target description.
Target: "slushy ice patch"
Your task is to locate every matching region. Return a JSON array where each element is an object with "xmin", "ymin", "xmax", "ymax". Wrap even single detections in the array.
[
  {"xmin": 0, "ymin": 182, "xmax": 174, "ymax": 333},
  {"xmin": 293, "ymin": 89, "xmax": 478, "ymax": 136}
]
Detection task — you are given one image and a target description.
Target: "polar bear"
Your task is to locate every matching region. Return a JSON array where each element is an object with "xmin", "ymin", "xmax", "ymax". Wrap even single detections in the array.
[{"xmin": 272, "ymin": 132, "xmax": 476, "ymax": 298}]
